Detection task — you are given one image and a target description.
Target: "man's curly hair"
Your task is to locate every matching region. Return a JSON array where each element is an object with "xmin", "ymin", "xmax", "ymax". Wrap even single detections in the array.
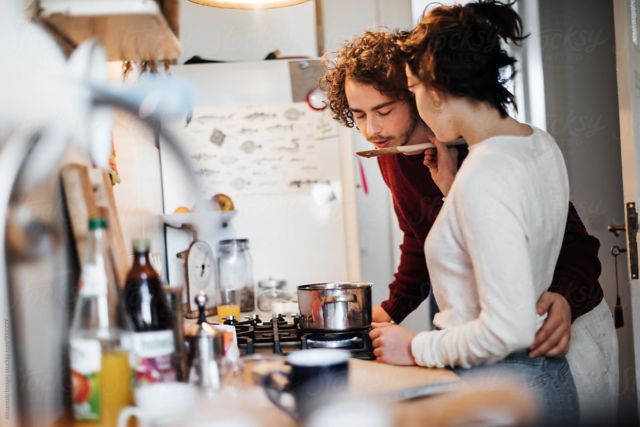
[{"xmin": 321, "ymin": 31, "xmax": 414, "ymax": 128}]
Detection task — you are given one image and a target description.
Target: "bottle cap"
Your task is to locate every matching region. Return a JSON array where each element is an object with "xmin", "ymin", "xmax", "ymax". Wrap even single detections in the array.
[
  {"xmin": 132, "ymin": 238, "xmax": 150, "ymax": 253},
  {"xmin": 88, "ymin": 217, "xmax": 107, "ymax": 230}
]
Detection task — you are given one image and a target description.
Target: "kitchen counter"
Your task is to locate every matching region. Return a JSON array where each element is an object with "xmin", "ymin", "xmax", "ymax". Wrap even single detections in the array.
[
  {"xmin": 186, "ymin": 358, "xmax": 462, "ymax": 427},
  {"xmin": 56, "ymin": 357, "xmax": 537, "ymax": 427},
  {"xmin": 349, "ymin": 359, "xmax": 461, "ymax": 427},
  {"xmin": 202, "ymin": 358, "xmax": 536, "ymax": 427},
  {"xmin": 183, "ymin": 313, "xmax": 466, "ymax": 426},
  {"xmin": 58, "ymin": 313, "xmax": 535, "ymax": 426}
]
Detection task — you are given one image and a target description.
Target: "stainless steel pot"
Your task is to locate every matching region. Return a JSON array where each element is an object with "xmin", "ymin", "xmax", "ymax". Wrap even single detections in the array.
[{"xmin": 297, "ymin": 282, "xmax": 372, "ymax": 331}]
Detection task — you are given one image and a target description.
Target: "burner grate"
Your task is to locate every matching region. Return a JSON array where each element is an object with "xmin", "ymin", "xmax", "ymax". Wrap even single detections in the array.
[{"xmin": 230, "ymin": 315, "xmax": 375, "ymax": 360}]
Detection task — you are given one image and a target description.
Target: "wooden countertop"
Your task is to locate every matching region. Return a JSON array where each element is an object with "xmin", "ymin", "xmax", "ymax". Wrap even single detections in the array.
[
  {"xmin": 188, "ymin": 358, "xmax": 462, "ymax": 427},
  {"xmin": 56, "ymin": 358, "xmax": 537, "ymax": 427},
  {"xmin": 197, "ymin": 358, "xmax": 537, "ymax": 427}
]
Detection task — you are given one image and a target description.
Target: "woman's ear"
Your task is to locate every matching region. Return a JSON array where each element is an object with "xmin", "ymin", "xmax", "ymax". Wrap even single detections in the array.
[{"xmin": 429, "ymin": 89, "xmax": 445, "ymax": 111}]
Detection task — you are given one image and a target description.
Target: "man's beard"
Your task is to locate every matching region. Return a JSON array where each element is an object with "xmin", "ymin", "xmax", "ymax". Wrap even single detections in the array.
[{"xmin": 400, "ymin": 114, "xmax": 419, "ymax": 146}]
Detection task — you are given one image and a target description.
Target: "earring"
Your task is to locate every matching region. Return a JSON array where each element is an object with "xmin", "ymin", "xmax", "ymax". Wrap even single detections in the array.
[{"xmin": 433, "ymin": 101, "xmax": 444, "ymax": 111}]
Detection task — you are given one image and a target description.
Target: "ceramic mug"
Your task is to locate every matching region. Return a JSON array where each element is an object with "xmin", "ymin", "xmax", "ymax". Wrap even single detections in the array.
[
  {"xmin": 117, "ymin": 382, "xmax": 198, "ymax": 427},
  {"xmin": 261, "ymin": 349, "xmax": 350, "ymax": 420}
]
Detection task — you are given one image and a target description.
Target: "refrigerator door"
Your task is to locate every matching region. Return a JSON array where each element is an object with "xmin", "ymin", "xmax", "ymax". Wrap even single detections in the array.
[{"xmin": 160, "ymin": 60, "xmax": 361, "ymax": 307}]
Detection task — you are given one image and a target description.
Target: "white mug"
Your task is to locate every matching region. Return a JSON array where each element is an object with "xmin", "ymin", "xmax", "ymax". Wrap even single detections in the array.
[{"xmin": 117, "ymin": 382, "xmax": 198, "ymax": 427}]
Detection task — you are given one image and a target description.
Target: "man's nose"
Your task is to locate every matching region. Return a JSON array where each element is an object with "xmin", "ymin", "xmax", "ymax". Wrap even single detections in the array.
[{"xmin": 366, "ymin": 115, "xmax": 380, "ymax": 137}]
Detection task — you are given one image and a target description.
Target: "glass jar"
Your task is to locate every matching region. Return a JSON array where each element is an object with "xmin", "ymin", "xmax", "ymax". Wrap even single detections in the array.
[
  {"xmin": 217, "ymin": 239, "xmax": 255, "ymax": 312},
  {"xmin": 256, "ymin": 278, "xmax": 291, "ymax": 312}
]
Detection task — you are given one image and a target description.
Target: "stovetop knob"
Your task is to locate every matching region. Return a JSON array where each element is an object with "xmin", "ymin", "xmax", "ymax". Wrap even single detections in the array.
[
  {"xmin": 245, "ymin": 314, "xmax": 262, "ymax": 325},
  {"xmin": 224, "ymin": 315, "xmax": 237, "ymax": 325}
]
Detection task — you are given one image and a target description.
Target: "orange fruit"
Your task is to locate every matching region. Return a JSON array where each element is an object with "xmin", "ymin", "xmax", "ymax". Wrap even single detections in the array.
[
  {"xmin": 174, "ymin": 206, "xmax": 192, "ymax": 214},
  {"xmin": 212, "ymin": 194, "xmax": 234, "ymax": 211}
]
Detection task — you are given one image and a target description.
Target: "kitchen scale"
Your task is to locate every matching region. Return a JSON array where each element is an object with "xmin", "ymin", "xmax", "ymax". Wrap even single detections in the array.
[
  {"xmin": 167, "ymin": 220, "xmax": 218, "ymax": 319},
  {"xmin": 181, "ymin": 238, "xmax": 217, "ymax": 318},
  {"xmin": 162, "ymin": 207, "xmax": 237, "ymax": 319}
]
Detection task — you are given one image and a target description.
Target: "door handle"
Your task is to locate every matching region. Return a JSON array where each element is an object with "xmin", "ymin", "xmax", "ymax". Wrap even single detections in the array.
[
  {"xmin": 607, "ymin": 202, "xmax": 638, "ymax": 279},
  {"xmin": 608, "ymin": 223, "xmax": 626, "ymax": 237}
]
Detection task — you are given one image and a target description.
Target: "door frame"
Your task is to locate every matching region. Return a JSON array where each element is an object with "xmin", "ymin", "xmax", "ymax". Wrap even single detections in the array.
[{"xmin": 613, "ymin": 0, "xmax": 640, "ymax": 411}]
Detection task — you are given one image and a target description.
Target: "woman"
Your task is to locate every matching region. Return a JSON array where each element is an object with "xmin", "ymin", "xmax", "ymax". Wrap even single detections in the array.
[{"xmin": 370, "ymin": 0, "xmax": 579, "ymax": 421}]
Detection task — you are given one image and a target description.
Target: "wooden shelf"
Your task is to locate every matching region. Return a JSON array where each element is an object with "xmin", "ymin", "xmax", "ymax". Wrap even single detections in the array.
[{"xmin": 37, "ymin": 0, "xmax": 180, "ymax": 61}]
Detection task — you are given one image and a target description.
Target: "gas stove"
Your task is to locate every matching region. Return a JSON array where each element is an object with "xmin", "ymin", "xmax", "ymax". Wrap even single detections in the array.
[{"xmin": 214, "ymin": 314, "xmax": 375, "ymax": 360}]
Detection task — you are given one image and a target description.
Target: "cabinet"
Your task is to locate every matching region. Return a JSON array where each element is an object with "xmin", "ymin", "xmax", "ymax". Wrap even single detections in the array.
[{"xmin": 37, "ymin": 0, "xmax": 180, "ymax": 61}]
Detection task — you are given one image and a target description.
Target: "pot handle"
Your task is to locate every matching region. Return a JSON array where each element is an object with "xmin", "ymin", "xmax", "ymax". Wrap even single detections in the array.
[
  {"xmin": 261, "ymin": 371, "xmax": 298, "ymax": 420},
  {"xmin": 322, "ymin": 294, "xmax": 357, "ymax": 304}
]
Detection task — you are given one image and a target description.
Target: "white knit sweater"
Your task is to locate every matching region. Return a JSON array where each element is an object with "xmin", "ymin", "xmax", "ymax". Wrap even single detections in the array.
[{"xmin": 412, "ymin": 127, "xmax": 569, "ymax": 368}]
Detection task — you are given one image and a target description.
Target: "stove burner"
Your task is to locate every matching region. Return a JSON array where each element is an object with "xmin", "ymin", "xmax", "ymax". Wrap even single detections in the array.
[
  {"xmin": 232, "ymin": 315, "xmax": 375, "ymax": 360},
  {"xmin": 302, "ymin": 334, "xmax": 364, "ymax": 349}
]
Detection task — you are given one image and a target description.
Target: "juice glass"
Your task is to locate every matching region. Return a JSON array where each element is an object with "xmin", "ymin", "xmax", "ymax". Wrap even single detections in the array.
[
  {"xmin": 74, "ymin": 350, "xmax": 132, "ymax": 427},
  {"xmin": 217, "ymin": 288, "xmax": 241, "ymax": 321}
]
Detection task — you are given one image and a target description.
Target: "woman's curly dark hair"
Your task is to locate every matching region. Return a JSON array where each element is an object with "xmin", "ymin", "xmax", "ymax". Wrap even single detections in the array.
[
  {"xmin": 400, "ymin": 0, "xmax": 528, "ymax": 117},
  {"xmin": 321, "ymin": 31, "xmax": 414, "ymax": 128}
]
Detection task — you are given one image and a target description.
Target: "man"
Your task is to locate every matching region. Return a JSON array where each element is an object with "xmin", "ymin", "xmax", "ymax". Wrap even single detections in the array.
[{"xmin": 321, "ymin": 30, "xmax": 617, "ymax": 417}]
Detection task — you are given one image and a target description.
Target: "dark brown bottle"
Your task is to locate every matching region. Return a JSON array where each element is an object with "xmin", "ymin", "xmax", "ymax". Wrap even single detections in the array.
[{"xmin": 123, "ymin": 238, "xmax": 176, "ymax": 386}]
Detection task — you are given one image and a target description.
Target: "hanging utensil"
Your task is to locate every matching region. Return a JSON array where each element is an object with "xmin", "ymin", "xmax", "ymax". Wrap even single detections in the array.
[{"xmin": 611, "ymin": 245, "xmax": 626, "ymax": 328}]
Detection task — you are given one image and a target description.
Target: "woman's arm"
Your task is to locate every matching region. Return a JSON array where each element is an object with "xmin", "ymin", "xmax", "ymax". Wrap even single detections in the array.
[{"xmin": 412, "ymin": 175, "xmax": 541, "ymax": 368}]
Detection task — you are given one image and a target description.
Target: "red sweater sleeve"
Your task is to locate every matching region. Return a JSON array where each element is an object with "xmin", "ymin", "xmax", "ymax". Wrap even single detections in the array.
[
  {"xmin": 548, "ymin": 203, "xmax": 604, "ymax": 321},
  {"xmin": 377, "ymin": 155, "xmax": 445, "ymax": 322},
  {"xmin": 380, "ymin": 197, "xmax": 433, "ymax": 322}
]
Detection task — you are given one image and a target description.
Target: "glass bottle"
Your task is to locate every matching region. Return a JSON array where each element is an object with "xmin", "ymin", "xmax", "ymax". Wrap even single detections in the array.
[
  {"xmin": 69, "ymin": 217, "xmax": 133, "ymax": 427},
  {"xmin": 217, "ymin": 239, "xmax": 255, "ymax": 312},
  {"xmin": 122, "ymin": 238, "xmax": 177, "ymax": 386}
]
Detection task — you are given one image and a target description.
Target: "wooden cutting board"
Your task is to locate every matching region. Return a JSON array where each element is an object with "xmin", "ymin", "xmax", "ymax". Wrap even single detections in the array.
[{"xmin": 61, "ymin": 163, "xmax": 129, "ymax": 287}]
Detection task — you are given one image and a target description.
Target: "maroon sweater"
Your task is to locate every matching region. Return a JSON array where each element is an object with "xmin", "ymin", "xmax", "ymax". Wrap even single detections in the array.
[{"xmin": 378, "ymin": 147, "xmax": 604, "ymax": 323}]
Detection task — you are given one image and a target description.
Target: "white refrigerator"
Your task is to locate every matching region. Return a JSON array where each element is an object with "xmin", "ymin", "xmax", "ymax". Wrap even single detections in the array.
[{"xmin": 159, "ymin": 60, "xmax": 362, "ymax": 312}]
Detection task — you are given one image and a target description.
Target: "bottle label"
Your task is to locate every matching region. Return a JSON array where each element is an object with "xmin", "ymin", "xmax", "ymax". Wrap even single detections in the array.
[
  {"xmin": 79, "ymin": 264, "xmax": 108, "ymax": 296},
  {"xmin": 70, "ymin": 339, "xmax": 101, "ymax": 421},
  {"xmin": 131, "ymin": 331, "xmax": 176, "ymax": 385}
]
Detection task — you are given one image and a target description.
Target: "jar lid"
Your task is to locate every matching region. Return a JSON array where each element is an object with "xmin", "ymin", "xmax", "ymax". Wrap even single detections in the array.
[
  {"xmin": 218, "ymin": 239, "xmax": 249, "ymax": 250},
  {"xmin": 218, "ymin": 239, "xmax": 249, "ymax": 247},
  {"xmin": 258, "ymin": 277, "xmax": 287, "ymax": 289}
]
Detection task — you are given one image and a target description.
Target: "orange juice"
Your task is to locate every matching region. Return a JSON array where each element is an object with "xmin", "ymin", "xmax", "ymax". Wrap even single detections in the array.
[
  {"xmin": 102, "ymin": 351, "xmax": 133, "ymax": 426},
  {"xmin": 217, "ymin": 304, "xmax": 241, "ymax": 321},
  {"xmin": 74, "ymin": 350, "xmax": 132, "ymax": 427}
]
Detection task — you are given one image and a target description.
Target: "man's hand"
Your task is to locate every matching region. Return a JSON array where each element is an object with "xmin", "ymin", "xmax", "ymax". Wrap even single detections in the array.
[
  {"xmin": 529, "ymin": 291, "xmax": 572, "ymax": 358},
  {"xmin": 370, "ymin": 324, "xmax": 417, "ymax": 365},
  {"xmin": 372, "ymin": 305, "xmax": 392, "ymax": 323},
  {"xmin": 423, "ymin": 136, "xmax": 458, "ymax": 196}
]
